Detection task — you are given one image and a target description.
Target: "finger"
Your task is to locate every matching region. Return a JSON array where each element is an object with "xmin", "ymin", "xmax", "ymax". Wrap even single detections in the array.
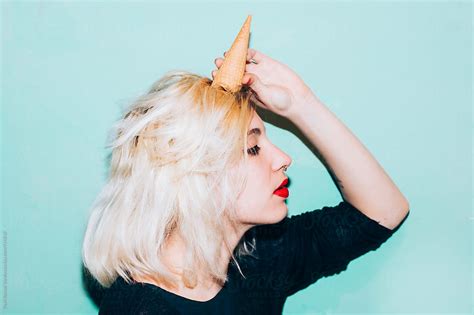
[
  {"xmin": 242, "ymin": 73, "xmax": 267, "ymax": 99},
  {"xmin": 211, "ymin": 70, "xmax": 217, "ymax": 79},
  {"xmin": 214, "ymin": 58, "xmax": 224, "ymax": 68},
  {"xmin": 245, "ymin": 63, "xmax": 258, "ymax": 73},
  {"xmin": 242, "ymin": 73, "xmax": 252, "ymax": 85},
  {"xmin": 247, "ymin": 48, "xmax": 264, "ymax": 63},
  {"xmin": 246, "ymin": 49, "xmax": 255, "ymax": 61},
  {"xmin": 250, "ymin": 92, "xmax": 268, "ymax": 110}
]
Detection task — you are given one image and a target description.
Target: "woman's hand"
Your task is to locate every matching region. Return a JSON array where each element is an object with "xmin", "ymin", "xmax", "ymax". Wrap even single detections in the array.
[{"xmin": 212, "ymin": 48, "xmax": 317, "ymax": 119}]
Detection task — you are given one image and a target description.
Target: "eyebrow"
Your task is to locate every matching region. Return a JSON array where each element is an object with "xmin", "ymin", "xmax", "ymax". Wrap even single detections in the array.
[{"xmin": 247, "ymin": 128, "xmax": 262, "ymax": 136}]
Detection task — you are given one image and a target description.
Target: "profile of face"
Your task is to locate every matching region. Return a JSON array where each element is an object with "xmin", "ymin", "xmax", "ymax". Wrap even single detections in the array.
[{"xmin": 235, "ymin": 111, "xmax": 292, "ymax": 227}]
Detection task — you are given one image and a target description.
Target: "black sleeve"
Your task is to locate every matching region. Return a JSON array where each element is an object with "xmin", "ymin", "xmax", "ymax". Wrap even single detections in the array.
[{"xmin": 246, "ymin": 201, "xmax": 409, "ymax": 297}]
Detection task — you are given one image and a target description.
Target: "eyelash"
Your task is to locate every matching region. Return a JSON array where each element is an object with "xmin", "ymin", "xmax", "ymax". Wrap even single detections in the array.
[{"xmin": 247, "ymin": 145, "xmax": 261, "ymax": 156}]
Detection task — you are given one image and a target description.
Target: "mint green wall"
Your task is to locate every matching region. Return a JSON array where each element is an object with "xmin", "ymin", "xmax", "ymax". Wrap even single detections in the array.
[{"xmin": 2, "ymin": 1, "xmax": 471, "ymax": 314}]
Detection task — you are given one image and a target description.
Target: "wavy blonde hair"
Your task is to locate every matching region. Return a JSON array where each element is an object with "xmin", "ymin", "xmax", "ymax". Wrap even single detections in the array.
[{"xmin": 82, "ymin": 71, "xmax": 257, "ymax": 289}]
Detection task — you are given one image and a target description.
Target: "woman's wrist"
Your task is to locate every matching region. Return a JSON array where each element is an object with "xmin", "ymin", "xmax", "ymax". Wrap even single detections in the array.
[{"xmin": 286, "ymin": 89, "xmax": 323, "ymax": 123}]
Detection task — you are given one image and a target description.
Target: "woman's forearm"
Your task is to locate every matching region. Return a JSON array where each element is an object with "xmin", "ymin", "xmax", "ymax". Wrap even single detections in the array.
[{"xmin": 288, "ymin": 94, "xmax": 409, "ymax": 230}]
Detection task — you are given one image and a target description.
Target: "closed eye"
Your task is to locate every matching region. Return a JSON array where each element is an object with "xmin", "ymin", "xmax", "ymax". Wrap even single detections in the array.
[{"xmin": 247, "ymin": 145, "xmax": 261, "ymax": 156}]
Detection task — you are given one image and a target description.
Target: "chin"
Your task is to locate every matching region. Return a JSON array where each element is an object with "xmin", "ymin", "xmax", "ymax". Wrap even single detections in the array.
[
  {"xmin": 238, "ymin": 203, "xmax": 288, "ymax": 226},
  {"xmin": 275, "ymin": 204, "xmax": 289, "ymax": 222},
  {"xmin": 263, "ymin": 203, "xmax": 288, "ymax": 225}
]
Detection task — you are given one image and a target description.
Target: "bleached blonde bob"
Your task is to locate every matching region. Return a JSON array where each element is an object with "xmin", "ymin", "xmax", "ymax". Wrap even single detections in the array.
[{"xmin": 82, "ymin": 71, "xmax": 258, "ymax": 289}]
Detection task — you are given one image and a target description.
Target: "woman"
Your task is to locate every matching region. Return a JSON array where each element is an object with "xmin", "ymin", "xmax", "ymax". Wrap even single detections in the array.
[{"xmin": 82, "ymin": 48, "xmax": 410, "ymax": 314}]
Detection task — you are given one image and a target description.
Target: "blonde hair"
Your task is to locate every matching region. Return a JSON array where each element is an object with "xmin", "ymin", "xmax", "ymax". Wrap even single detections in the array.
[{"xmin": 82, "ymin": 71, "xmax": 257, "ymax": 289}]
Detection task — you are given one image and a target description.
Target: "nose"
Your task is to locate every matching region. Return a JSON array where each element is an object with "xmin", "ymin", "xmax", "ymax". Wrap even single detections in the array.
[{"xmin": 272, "ymin": 144, "xmax": 292, "ymax": 173}]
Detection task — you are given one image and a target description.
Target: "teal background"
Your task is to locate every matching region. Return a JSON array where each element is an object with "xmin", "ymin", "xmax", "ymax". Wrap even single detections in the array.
[{"xmin": 2, "ymin": 0, "xmax": 472, "ymax": 314}]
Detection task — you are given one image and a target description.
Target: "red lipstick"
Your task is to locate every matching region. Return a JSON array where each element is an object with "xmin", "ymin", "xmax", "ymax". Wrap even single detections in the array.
[{"xmin": 273, "ymin": 178, "xmax": 289, "ymax": 198}]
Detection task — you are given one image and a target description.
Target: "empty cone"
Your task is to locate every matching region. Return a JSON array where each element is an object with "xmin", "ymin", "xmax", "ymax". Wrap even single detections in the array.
[{"xmin": 211, "ymin": 15, "xmax": 251, "ymax": 93}]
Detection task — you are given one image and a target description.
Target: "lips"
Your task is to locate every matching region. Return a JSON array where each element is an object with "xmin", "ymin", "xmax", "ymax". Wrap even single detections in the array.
[
  {"xmin": 275, "ymin": 178, "xmax": 288, "ymax": 190},
  {"xmin": 273, "ymin": 178, "xmax": 289, "ymax": 198}
]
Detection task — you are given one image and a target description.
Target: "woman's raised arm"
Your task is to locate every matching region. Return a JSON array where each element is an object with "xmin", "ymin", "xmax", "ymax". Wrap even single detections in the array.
[{"xmin": 214, "ymin": 48, "xmax": 410, "ymax": 230}]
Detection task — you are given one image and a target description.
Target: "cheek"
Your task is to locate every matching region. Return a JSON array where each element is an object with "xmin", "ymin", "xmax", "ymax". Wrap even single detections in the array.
[
  {"xmin": 243, "ymin": 162, "xmax": 268, "ymax": 197},
  {"xmin": 237, "ymin": 176, "xmax": 262, "ymax": 208},
  {"xmin": 235, "ymin": 163, "xmax": 273, "ymax": 219}
]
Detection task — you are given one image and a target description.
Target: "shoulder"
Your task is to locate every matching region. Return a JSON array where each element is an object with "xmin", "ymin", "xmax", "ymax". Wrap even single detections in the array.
[
  {"xmin": 99, "ymin": 277, "xmax": 179, "ymax": 315},
  {"xmin": 232, "ymin": 201, "xmax": 403, "ymax": 297}
]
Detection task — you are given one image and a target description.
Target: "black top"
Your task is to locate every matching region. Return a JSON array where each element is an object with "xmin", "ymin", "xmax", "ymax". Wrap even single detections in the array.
[{"xmin": 99, "ymin": 201, "xmax": 409, "ymax": 314}]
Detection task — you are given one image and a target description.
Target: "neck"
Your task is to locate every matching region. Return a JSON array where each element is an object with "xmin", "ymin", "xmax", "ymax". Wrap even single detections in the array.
[{"xmin": 134, "ymin": 220, "xmax": 253, "ymax": 301}]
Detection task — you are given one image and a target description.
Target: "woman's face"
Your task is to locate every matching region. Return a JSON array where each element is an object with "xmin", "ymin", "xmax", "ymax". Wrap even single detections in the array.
[{"xmin": 235, "ymin": 111, "xmax": 293, "ymax": 227}]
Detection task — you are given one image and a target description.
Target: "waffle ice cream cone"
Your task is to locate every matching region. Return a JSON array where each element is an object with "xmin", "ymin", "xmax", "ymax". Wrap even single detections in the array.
[{"xmin": 211, "ymin": 15, "xmax": 252, "ymax": 93}]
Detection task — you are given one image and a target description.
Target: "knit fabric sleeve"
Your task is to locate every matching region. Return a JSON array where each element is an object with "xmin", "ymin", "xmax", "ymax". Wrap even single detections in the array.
[{"xmin": 242, "ymin": 201, "xmax": 408, "ymax": 297}]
